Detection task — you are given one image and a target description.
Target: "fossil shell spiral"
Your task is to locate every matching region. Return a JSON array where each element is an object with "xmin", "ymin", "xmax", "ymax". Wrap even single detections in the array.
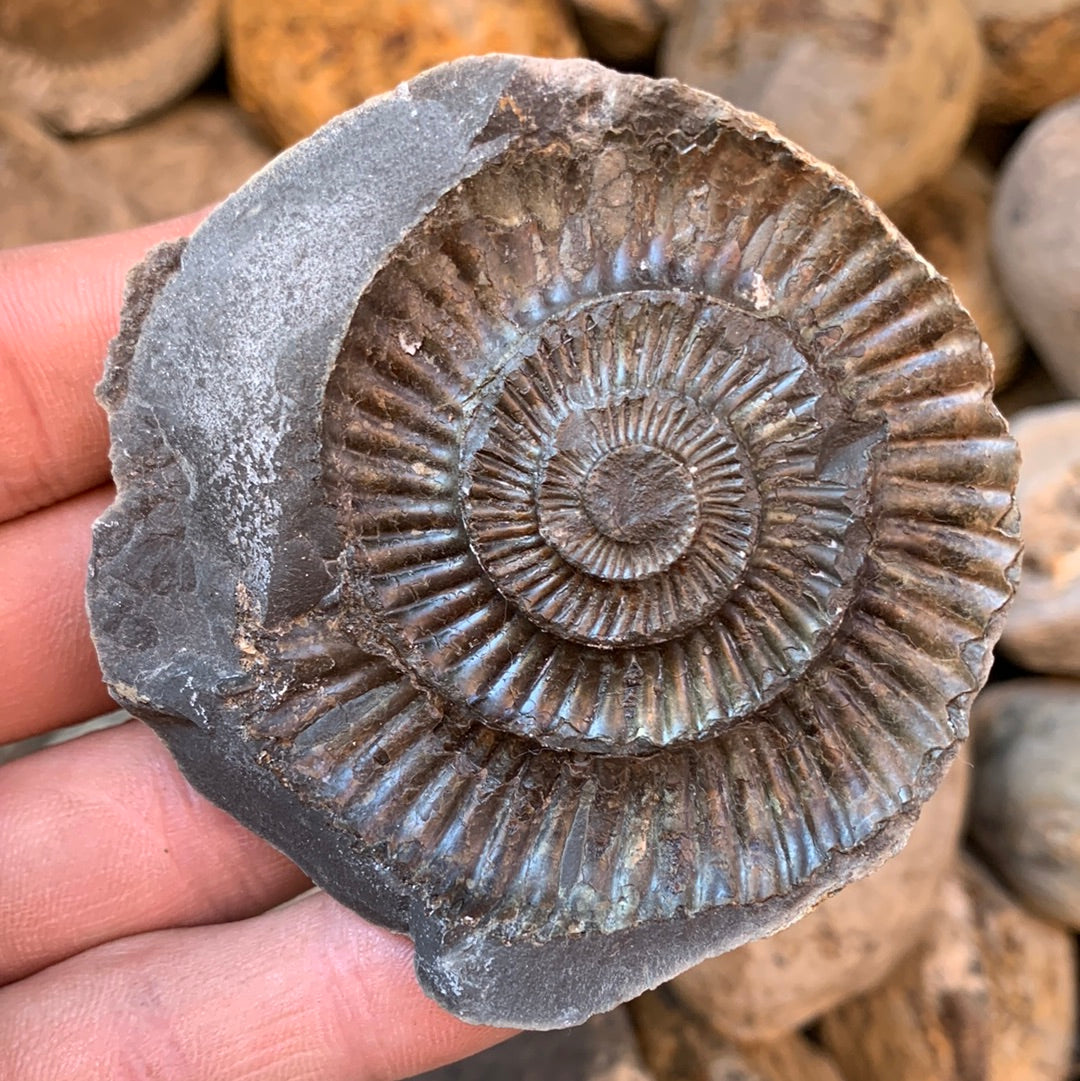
[{"xmin": 87, "ymin": 56, "xmax": 1020, "ymax": 1029}]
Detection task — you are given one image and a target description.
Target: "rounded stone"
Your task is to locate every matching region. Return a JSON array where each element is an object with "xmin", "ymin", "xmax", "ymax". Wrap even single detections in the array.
[
  {"xmin": 69, "ymin": 96, "xmax": 275, "ymax": 226},
  {"xmin": 0, "ymin": 0, "xmax": 222, "ymax": 134},
  {"xmin": 970, "ymin": 679, "xmax": 1080, "ymax": 928},
  {"xmin": 972, "ymin": 0, "xmax": 1080, "ymax": 122},
  {"xmin": 998, "ymin": 402, "xmax": 1080, "ymax": 675},
  {"xmin": 659, "ymin": 0, "xmax": 983, "ymax": 208},
  {"xmin": 226, "ymin": 0, "xmax": 585, "ymax": 146},
  {"xmin": 819, "ymin": 858, "xmax": 1077, "ymax": 1081},
  {"xmin": 632, "ymin": 989, "xmax": 848, "ymax": 1081},
  {"xmin": 0, "ymin": 109, "xmax": 138, "ymax": 247},
  {"xmin": 992, "ymin": 97, "xmax": 1080, "ymax": 397}
]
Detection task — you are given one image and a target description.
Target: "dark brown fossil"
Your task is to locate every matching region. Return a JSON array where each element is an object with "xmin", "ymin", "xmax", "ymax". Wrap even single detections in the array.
[{"xmin": 87, "ymin": 55, "xmax": 1021, "ymax": 1029}]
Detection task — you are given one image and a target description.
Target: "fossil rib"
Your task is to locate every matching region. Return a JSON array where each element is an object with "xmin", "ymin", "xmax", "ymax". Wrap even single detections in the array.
[{"xmin": 87, "ymin": 55, "xmax": 1020, "ymax": 1029}]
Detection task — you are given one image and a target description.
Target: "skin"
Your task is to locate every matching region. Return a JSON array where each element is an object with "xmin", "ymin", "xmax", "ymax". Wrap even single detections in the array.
[{"xmin": 0, "ymin": 212, "xmax": 511, "ymax": 1080}]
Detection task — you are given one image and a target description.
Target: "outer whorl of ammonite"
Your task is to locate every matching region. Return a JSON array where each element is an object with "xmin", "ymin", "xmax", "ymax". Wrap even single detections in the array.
[{"xmin": 87, "ymin": 56, "xmax": 1021, "ymax": 1029}]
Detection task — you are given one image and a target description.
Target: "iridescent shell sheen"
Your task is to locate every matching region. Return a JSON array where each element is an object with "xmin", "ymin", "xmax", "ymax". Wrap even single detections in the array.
[{"xmin": 87, "ymin": 56, "xmax": 1021, "ymax": 1029}]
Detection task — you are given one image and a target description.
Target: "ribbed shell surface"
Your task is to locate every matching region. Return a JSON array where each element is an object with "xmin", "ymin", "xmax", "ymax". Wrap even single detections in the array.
[{"xmin": 87, "ymin": 56, "xmax": 1020, "ymax": 1028}]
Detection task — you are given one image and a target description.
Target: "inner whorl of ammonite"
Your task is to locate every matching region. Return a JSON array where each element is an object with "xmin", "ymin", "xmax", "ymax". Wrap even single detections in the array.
[
  {"xmin": 322, "ymin": 136, "xmax": 884, "ymax": 753},
  {"xmin": 460, "ymin": 294, "xmax": 763, "ymax": 649}
]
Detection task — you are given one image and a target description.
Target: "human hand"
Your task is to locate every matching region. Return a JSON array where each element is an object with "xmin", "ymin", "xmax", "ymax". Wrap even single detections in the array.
[{"xmin": 0, "ymin": 216, "xmax": 511, "ymax": 1080}]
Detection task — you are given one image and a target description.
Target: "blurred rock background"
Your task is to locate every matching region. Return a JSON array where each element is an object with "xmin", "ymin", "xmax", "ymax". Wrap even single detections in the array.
[{"xmin": 4, "ymin": 1, "xmax": 1080, "ymax": 1078}]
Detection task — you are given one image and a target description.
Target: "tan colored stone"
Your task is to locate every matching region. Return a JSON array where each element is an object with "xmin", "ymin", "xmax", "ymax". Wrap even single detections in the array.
[
  {"xmin": 972, "ymin": 0, "xmax": 1080, "ymax": 122},
  {"xmin": 71, "ymin": 96, "xmax": 275, "ymax": 225},
  {"xmin": 631, "ymin": 990, "xmax": 845, "ymax": 1081},
  {"xmin": 663, "ymin": 753, "xmax": 970, "ymax": 1042},
  {"xmin": 0, "ymin": 0, "xmax": 221, "ymax": 135},
  {"xmin": 0, "ymin": 110, "xmax": 137, "ymax": 249},
  {"xmin": 819, "ymin": 857, "xmax": 1076, "ymax": 1081},
  {"xmin": 890, "ymin": 157, "xmax": 1022, "ymax": 389},
  {"xmin": 970, "ymin": 679, "xmax": 1080, "ymax": 927},
  {"xmin": 998, "ymin": 403, "xmax": 1080, "ymax": 675},
  {"xmin": 991, "ymin": 97, "xmax": 1080, "ymax": 396},
  {"xmin": 738, "ymin": 1036, "xmax": 848, "ymax": 1081},
  {"xmin": 226, "ymin": 0, "xmax": 585, "ymax": 147},
  {"xmin": 659, "ymin": 0, "xmax": 982, "ymax": 208},
  {"xmin": 969, "ymin": 859, "xmax": 1077, "ymax": 1081},
  {"xmin": 571, "ymin": 0, "xmax": 683, "ymax": 64}
]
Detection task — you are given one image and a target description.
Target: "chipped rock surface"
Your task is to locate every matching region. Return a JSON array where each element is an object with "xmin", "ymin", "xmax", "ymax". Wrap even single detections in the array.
[
  {"xmin": 970, "ymin": 679, "xmax": 1080, "ymax": 927},
  {"xmin": 659, "ymin": 0, "xmax": 982, "ymax": 207},
  {"xmin": 0, "ymin": 0, "xmax": 222, "ymax": 134},
  {"xmin": 972, "ymin": 0, "xmax": 1080, "ymax": 121},
  {"xmin": 226, "ymin": 0, "xmax": 584, "ymax": 146},
  {"xmin": 819, "ymin": 858, "xmax": 1077, "ymax": 1081},
  {"xmin": 890, "ymin": 157, "xmax": 1022, "ymax": 389},
  {"xmin": 664, "ymin": 752, "xmax": 970, "ymax": 1041},
  {"xmin": 999, "ymin": 403, "xmax": 1080, "ymax": 675},
  {"xmin": 992, "ymin": 97, "xmax": 1080, "ymax": 395}
]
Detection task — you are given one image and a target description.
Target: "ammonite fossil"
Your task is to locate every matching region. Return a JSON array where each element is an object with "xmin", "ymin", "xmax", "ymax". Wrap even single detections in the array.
[{"xmin": 87, "ymin": 56, "xmax": 1021, "ymax": 1029}]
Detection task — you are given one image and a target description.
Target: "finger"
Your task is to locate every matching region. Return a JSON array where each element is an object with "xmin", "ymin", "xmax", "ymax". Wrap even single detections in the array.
[
  {"xmin": 0, "ymin": 486, "xmax": 115, "ymax": 745},
  {"xmin": 0, "ymin": 209, "xmax": 208, "ymax": 524},
  {"xmin": 0, "ymin": 720, "xmax": 309, "ymax": 985},
  {"xmin": 0, "ymin": 891, "xmax": 510, "ymax": 1081}
]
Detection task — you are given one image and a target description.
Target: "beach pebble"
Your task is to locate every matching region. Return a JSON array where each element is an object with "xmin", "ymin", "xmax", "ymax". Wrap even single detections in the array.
[
  {"xmin": 660, "ymin": 0, "xmax": 982, "ymax": 207},
  {"xmin": 819, "ymin": 858, "xmax": 1077, "ymax": 1081},
  {"xmin": 663, "ymin": 753, "xmax": 970, "ymax": 1041},
  {"xmin": 992, "ymin": 97, "xmax": 1080, "ymax": 395},
  {"xmin": 998, "ymin": 403, "xmax": 1080, "ymax": 675},
  {"xmin": 226, "ymin": 0, "xmax": 584, "ymax": 146},
  {"xmin": 970, "ymin": 678, "xmax": 1080, "ymax": 927}
]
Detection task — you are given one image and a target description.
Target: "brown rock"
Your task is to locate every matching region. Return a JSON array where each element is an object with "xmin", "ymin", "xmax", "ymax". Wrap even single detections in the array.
[
  {"xmin": 970, "ymin": 679, "xmax": 1080, "ymax": 927},
  {"xmin": 998, "ymin": 403, "xmax": 1080, "ymax": 675},
  {"xmin": 890, "ymin": 158, "xmax": 1022, "ymax": 389},
  {"xmin": 659, "ymin": 0, "xmax": 982, "ymax": 208},
  {"xmin": 0, "ymin": 0, "xmax": 222, "ymax": 135},
  {"xmin": 973, "ymin": 0, "xmax": 1080, "ymax": 122},
  {"xmin": 991, "ymin": 97, "xmax": 1080, "ymax": 395},
  {"xmin": 226, "ymin": 0, "xmax": 585, "ymax": 147},
  {"xmin": 663, "ymin": 752, "xmax": 970, "ymax": 1042},
  {"xmin": 632, "ymin": 989, "xmax": 846, "ymax": 1081},
  {"xmin": 0, "ymin": 109, "xmax": 137, "ymax": 248},
  {"xmin": 819, "ymin": 857, "xmax": 1077, "ymax": 1081},
  {"xmin": 71, "ymin": 96, "xmax": 275, "ymax": 225},
  {"xmin": 571, "ymin": 0, "xmax": 683, "ymax": 64}
]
